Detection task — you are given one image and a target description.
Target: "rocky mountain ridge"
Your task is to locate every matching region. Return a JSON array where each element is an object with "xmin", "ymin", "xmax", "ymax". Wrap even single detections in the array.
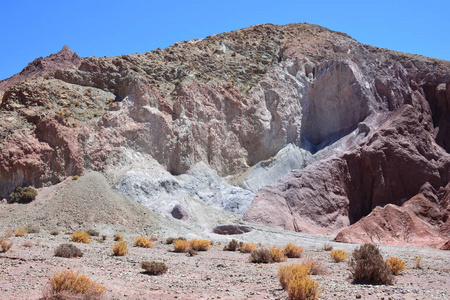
[{"xmin": 0, "ymin": 23, "xmax": 448, "ymax": 248}]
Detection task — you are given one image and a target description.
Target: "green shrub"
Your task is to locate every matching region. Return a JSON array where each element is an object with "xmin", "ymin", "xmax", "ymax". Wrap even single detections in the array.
[
  {"xmin": 8, "ymin": 186, "xmax": 37, "ymax": 204},
  {"xmin": 350, "ymin": 244, "xmax": 393, "ymax": 285}
]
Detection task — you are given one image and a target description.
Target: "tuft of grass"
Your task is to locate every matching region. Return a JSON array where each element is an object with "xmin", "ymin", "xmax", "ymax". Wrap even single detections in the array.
[
  {"xmin": 71, "ymin": 231, "xmax": 91, "ymax": 244},
  {"xmin": 72, "ymin": 175, "xmax": 79, "ymax": 180},
  {"xmin": 112, "ymin": 241, "xmax": 128, "ymax": 256},
  {"xmin": 86, "ymin": 229, "xmax": 99, "ymax": 237},
  {"xmin": 141, "ymin": 261, "xmax": 168, "ymax": 275},
  {"xmin": 173, "ymin": 240, "xmax": 190, "ymax": 253},
  {"xmin": 288, "ymin": 275, "xmax": 321, "ymax": 300},
  {"xmin": 54, "ymin": 243, "xmax": 83, "ymax": 258},
  {"xmin": 249, "ymin": 248, "xmax": 273, "ymax": 263},
  {"xmin": 330, "ymin": 249, "xmax": 348, "ymax": 262},
  {"xmin": 15, "ymin": 228, "xmax": 28, "ymax": 237},
  {"xmin": 386, "ymin": 257, "xmax": 406, "ymax": 275},
  {"xmin": 270, "ymin": 247, "xmax": 287, "ymax": 262},
  {"xmin": 278, "ymin": 263, "xmax": 312, "ymax": 290},
  {"xmin": 50, "ymin": 230, "xmax": 59, "ymax": 236},
  {"xmin": 350, "ymin": 244, "xmax": 393, "ymax": 285},
  {"xmin": 322, "ymin": 243, "xmax": 333, "ymax": 251},
  {"xmin": 42, "ymin": 270, "xmax": 105, "ymax": 299},
  {"xmin": 223, "ymin": 239, "xmax": 239, "ymax": 251},
  {"xmin": 165, "ymin": 237, "xmax": 176, "ymax": 244},
  {"xmin": 413, "ymin": 256, "xmax": 422, "ymax": 269},
  {"xmin": 25, "ymin": 225, "xmax": 40, "ymax": 234},
  {"xmin": 0, "ymin": 237, "xmax": 13, "ymax": 253},
  {"xmin": 240, "ymin": 243, "xmax": 257, "ymax": 253},
  {"xmin": 284, "ymin": 243, "xmax": 303, "ymax": 258},
  {"xmin": 134, "ymin": 236, "xmax": 154, "ymax": 248},
  {"xmin": 114, "ymin": 233, "xmax": 124, "ymax": 241},
  {"xmin": 23, "ymin": 240, "xmax": 33, "ymax": 248},
  {"xmin": 189, "ymin": 239, "xmax": 211, "ymax": 251}
]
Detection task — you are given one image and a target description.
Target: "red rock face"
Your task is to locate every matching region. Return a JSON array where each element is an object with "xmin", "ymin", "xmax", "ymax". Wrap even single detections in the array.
[{"xmin": 334, "ymin": 193, "xmax": 449, "ymax": 248}]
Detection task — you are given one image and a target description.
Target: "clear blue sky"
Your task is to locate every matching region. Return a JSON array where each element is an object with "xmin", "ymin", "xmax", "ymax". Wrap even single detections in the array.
[{"xmin": 1, "ymin": 0, "xmax": 449, "ymax": 80}]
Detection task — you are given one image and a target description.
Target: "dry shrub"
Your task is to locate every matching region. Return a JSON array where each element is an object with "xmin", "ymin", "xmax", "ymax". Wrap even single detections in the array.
[
  {"xmin": 322, "ymin": 243, "xmax": 333, "ymax": 251},
  {"xmin": 50, "ymin": 230, "xmax": 59, "ymax": 236},
  {"xmin": 223, "ymin": 239, "xmax": 239, "ymax": 251},
  {"xmin": 173, "ymin": 239, "xmax": 190, "ymax": 253},
  {"xmin": 288, "ymin": 275, "xmax": 321, "ymax": 300},
  {"xmin": 112, "ymin": 241, "xmax": 128, "ymax": 256},
  {"xmin": 55, "ymin": 244, "xmax": 83, "ymax": 258},
  {"xmin": 330, "ymin": 249, "xmax": 347, "ymax": 262},
  {"xmin": 278, "ymin": 263, "xmax": 312, "ymax": 290},
  {"xmin": 23, "ymin": 240, "xmax": 33, "ymax": 248},
  {"xmin": 188, "ymin": 249, "xmax": 198, "ymax": 256},
  {"xmin": 249, "ymin": 248, "xmax": 272, "ymax": 263},
  {"xmin": 386, "ymin": 257, "xmax": 406, "ymax": 275},
  {"xmin": 165, "ymin": 237, "xmax": 176, "ymax": 244},
  {"xmin": 271, "ymin": 247, "xmax": 287, "ymax": 262},
  {"xmin": 240, "ymin": 243, "xmax": 257, "ymax": 253},
  {"xmin": 413, "ymin": 256, "xmax": 422, "ymax": 269},
  {"xmin": 0, "ymin": 237, "xmax": 13, "ymax": 253},
  {"xmin": 9, "ymin": 186, "xmax": 37, "ymax": 204},
  {"xmin": 189, "ymin": 239, "xmax": 211, "ymax": 251},
  {"xmin": 86, "ymin": 229, "xmax": 99, "ymax": 237},
  {"xmin": 306, "ymin": 259, "xmax": 329, "ymax": 276},
  {"xmin": 114, "ymin": 233, "xmax": 124, "ymax": 241},
  {"xmin": 71, "ymin": 231, "xmax": 91, "ymax": 244},
  {"xmin": 141, "ymin": 261, "xmax": 168, "ymax": 275},
  {"xmin": 284, "ymin": 243, "xmax": 303, "ymax": 258},
  {"xmin": 134, "ymin": 237, "xmax": 154, "ymax": 248},
  {"xmin": 15, "ymin": 228, "xmax": 28, "ymax": 237},
  {"xmin": 5, "ymin": 230, "xmax": 13, "ymax": 238},
  {"xmin": 350, "ymin": 243, "xmax": 393, "ymax": 285},
  {"xmin": 25, "ymin": 225, "xmax": 40, "ymax": 234},
  {"xmin": 42, "ymin": 270, "xmax": 105, "ymax": 299},
  {"xmin": 150, "ymin": 234, "xmax": 158, "ymax": 241}
]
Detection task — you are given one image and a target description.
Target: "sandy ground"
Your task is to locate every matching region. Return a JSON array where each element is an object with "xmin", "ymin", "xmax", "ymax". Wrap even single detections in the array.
[{"xmin": 0, "ymin": 231, "xmax": 448, "ymax": 300}]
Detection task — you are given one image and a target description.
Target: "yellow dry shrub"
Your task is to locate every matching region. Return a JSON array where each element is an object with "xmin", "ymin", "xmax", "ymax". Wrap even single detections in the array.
[
  {"xmin": 114, "ymin": 233, "xmax": 124, "ymax": 241},
  {"xmin": 173, "ymin": 239, "xmax": 190, "ymax": 252},
  {"xmin": 240, "ymin": 243, "xmax": 257, "ymax": 253},
  {"xmin": 5, "ymin": 230, "xmax": 13, "ymax": 238},
  {"xmin": 284, "ymin": 243, "xmax": 303, "ymax": 258},
  {"xmin": 386, "ymin": 257, "xmax": 406, "ymax": 275},
  {"xmin": 0, "ymin": 237, "xmax": 13, "ymax": 253},
  {"xmin": 45, "ymin": 270, "xmax": 105, "ymax": 298},
  {"xmin": 15, "ymin": 228, "xmax": 28, "ymax": 237},
  {"xmin": 271, "ymin": 247, "xmax": 287, "ymax": 262},
  {"xmin": 288, "ymin": 275, "xmax": 321, "ymax": 300},
  {"xmin": 330, "ymin": 249, "xmax": 347, "ymax": 262},
  {"xmin": 134, "ymin": 236, "xmax": 154, "ymax": 248},
  {"xmin": 112, "ymin": 241, "xmax": 128, "ymax": 256},
  {"xmin": 278, "ymin": 263, "xmax": 312, "ymax": 290},
  {"xmin": 71, "ymin": 231, "xmax": 91, "ymax": 244},
  {"xmin": 189, "ymin": 239, "xmax": 211, "ymax": 251}
]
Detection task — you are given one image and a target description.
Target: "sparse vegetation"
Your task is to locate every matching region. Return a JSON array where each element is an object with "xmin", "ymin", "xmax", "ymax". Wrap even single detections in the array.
[
  {"xmin": 8, "ymin": 186, "xmax": 37, "ymax": 204},
  {"xmin": 173, "ymin": 239, "xmax": 190, "ymax": 253},
  {"xmin": 413, "ymin": 256, "xmax": 423, "ymax": 269},
  {"xmin": 249, "ymin": 248, "xmax": 273, "ymax": 263},
  {"xmin": 278, "ymin": 263, "xmax": 320, "ymax": 300},
  {"xmin": 54, "ymin": 243, "xmax": 83, "ymax": 258},
  {"xmin": 112, "ymin": 241, "xmax": 128, "ymax": 256},
  {"xmin": 270, "ymin": 247, "xmax": 287, "ymax": 262},
  {"xmin": 141, "ymin": 261, "xmax": 168, "ymax": 275},
  {"xmin": 240, "ymin": 243, "xmax": 256, "ymax": 253},
  {"xmin": 330, "ymin": 249, "xmax": 347, "ymax": 262},
  {"xmin": 223, "ymin": 239, "xmax": 239, "ymax": 251},
  {"xmin": 189, "ymin": 239, "xmax": 211, "ymax": 251},
  {"xmin": 86, "ymin": 229, "xmax": 99, "ymax": 237},
  {"xmin": 134, "ymin": 236, "xmax": 154, "ymax": 248},
  {"xmin": 322, "ymin": 243, "xmax": 333, "ymax": 251},
  {"xmin": 14, "ymin": 227, "xmax": 28, "ymax": 237},
  {"xmin": 386, "ymin": 257, "xmax": 406, "ymax": 275},
  {"xmin": 71, "ymin": 231, "xmax": 91, "ymax": 243},
  {"xmin": 42, "ymin": 270, "xmax": 105, "ymax": 299},
  {"xmin": 0, "ymin": 237, "xmax": 13, "ymax": 253},
  {"xmin": 350, "ymin": 244, "xmax": 393, "ymax": 285},
  {"xmin": 114, "ymin": 233, "xmax": 124, "ymax": 241},
  {"xmin": 284, "ymin": 243, "xmax": 303, "ymax": 258}
]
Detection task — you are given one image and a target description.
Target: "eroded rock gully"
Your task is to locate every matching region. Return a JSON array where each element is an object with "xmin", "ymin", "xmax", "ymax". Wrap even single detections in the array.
[{"xmin": 0, "ymin": 23, "xmax": 449, "ymax": 248}]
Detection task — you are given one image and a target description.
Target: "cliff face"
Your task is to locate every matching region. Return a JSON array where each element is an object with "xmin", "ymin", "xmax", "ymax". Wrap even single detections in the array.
[{"xmin": 0, "ymin": 23, "xmax": 449, "ymax": 246}]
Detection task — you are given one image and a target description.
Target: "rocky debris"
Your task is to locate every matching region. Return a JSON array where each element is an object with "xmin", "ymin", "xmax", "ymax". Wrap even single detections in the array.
[
  {"xmin": 212, "ymin": 224, "xmax": 252, "ymax": 235},
  {"xmin": 171, "ymin": 204, "xmax": 189, "ymax": 220},
  {"xmin": 0, "ymin": 45, "xmax": 81, "ymax": 91}
]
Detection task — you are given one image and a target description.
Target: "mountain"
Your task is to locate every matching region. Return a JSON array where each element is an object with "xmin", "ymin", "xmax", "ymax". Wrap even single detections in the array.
[{"xmin": 0, "ymin": 23, "xmax": 448, "ymax": 248}]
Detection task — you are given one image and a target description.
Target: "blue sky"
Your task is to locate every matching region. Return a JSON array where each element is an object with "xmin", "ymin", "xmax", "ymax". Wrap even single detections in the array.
[{"xmin": 1, "ymin": 0, "xmax": 449, "ymax": 80}]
